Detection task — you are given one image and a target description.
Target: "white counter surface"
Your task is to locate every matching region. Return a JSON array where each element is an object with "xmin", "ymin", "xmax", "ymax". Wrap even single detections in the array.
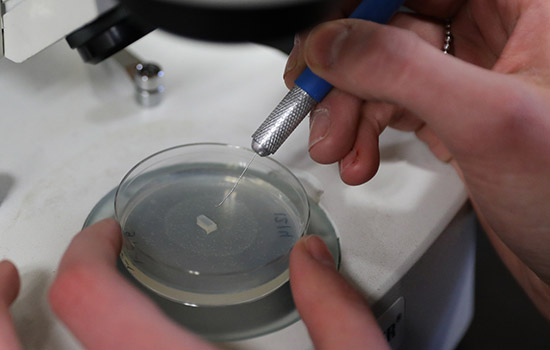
[{"xmin": 0, "ymin": 31, "xmax": 467, "ymax": 349}]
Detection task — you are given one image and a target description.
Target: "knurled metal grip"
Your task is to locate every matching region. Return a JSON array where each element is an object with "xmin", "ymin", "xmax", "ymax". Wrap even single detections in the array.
[
  {"xmin": 251, "ymin": 0, "xmax": 405, "ymax": 157},
  {"xmin": 251, "ymin": 86, "xmax": 317, "ymax": 156}
]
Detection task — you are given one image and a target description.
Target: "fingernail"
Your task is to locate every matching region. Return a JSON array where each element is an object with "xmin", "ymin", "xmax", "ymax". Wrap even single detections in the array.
[
  {"xmin": 308, "ymin": 107, "xmax": 330, "ymax": 150},
  {"xmin": 340, "ymin": 148, "xmax": 358, "ymax": 172},
  {"xmin": 284, "ymin": 35, "xmax": 300, "ymax": 77},
  {"xmin": 307, "ymin": 22, "xmax": 350, "ymax": 68},
  {"xmin": 304, "ymin": 235, "xmax": 335, "ymax": 267}
]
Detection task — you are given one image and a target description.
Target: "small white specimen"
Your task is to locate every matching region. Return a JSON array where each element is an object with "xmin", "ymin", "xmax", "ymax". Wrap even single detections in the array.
[{"xmin": 196, "ymin": 214, "xmax": 218, "ymax": 235}]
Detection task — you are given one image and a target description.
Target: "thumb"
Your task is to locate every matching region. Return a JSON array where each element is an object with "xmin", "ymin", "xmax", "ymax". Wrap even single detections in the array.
[
  {"xmin": 303, "ymin": 19, "xmax": 524, "ymax": 154},
  {"xmin": 289, "ymin": 236, "xmax": 389, "ymax": 350}
]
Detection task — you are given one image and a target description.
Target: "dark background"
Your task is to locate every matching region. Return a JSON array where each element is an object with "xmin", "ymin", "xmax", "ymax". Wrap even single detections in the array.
[{"xmin": 456, "ymin": 224, "xmax": 550, "ymax": 349}]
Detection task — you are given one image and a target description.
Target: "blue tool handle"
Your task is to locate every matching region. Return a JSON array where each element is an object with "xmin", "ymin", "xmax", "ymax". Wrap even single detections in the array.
[{"xmin": 295, "ymin": 0, "xmax": 405, "ymax": 102}]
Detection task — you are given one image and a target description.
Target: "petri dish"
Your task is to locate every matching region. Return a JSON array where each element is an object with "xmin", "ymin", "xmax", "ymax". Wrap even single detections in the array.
[
  {"xmin": 84, "ymin": 186, "xmax": 339, "ymax": 342},
  {"xmin": 114, "ymin": 143, "xmax": 310, "ymax": 306}
]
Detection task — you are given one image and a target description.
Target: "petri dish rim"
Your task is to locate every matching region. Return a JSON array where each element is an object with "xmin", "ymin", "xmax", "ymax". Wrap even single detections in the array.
[
  {"xmin": 114, "ymin": 142, "xmax": 310, "ymax": 222},
  {"xmin": 113, "ymin": 142, "xmax": 311, "ymax": 305}
]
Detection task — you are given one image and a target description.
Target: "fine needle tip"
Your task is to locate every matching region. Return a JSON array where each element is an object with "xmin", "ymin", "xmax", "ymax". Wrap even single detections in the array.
[
  {"xmin": 215, "ymin": 153, "xmax": 257, "ymax": 208},
  {"xmin": 216, "ymin": 190, "xmax": 232, "ymax": 208}
]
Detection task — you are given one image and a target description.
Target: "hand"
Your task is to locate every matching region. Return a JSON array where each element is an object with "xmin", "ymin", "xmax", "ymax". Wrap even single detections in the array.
[
  {"xmin": 290, "ymin": 235, "xmax": 389, "ymax": 349},
  {"xmin": 0, "ymin": 219, "xmax": 388, "ymax": 349},
  {"xmin": 0, "ymin": 260, "xmax": 21, "ymax": 350},
  {"xmin": 284, "ymin": 0, "xmax": 550, "ymax": 316},
  {"xmin": 1, "ymin": 221, "xmax": 216, "ymax": 350},
  {"xmin": 47, "ymin": 219, "xmax": 217, "ymax": 350}
]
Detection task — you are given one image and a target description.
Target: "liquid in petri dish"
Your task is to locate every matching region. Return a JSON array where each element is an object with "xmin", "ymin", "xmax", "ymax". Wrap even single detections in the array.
[{"xmin": 120, "ymin": 164, "xmax": 304, "ymax": 296}]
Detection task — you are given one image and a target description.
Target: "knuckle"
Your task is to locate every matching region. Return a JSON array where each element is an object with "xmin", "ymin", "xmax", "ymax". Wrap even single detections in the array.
[
  {"xmin": 489, "ymin": 84, "xmax": 541, "ymax": 142},
  {"xmin": 456, "ymin": 82, "xmax": 545, "ymax": 157}
]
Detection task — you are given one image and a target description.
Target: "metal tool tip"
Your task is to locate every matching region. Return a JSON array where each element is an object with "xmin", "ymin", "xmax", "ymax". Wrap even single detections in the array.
[{"xmin": 251, "ymin": 140, "xmax": 271, "ymax": 157}]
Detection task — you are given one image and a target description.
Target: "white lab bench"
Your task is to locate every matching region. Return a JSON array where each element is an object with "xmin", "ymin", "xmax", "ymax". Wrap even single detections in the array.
[{"xmin": 0, "ymin": 31, "xmax": 471, "ymax": 349}]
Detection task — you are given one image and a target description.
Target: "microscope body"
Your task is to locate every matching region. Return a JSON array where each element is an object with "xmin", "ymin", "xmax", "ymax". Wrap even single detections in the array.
[
  {"xmin": 1, "ymin": 0, "xmax": 332, "ymax": 63},
  {"xmin": 1, "ymin": 0, "xmax": 116, "ymax": 62}
]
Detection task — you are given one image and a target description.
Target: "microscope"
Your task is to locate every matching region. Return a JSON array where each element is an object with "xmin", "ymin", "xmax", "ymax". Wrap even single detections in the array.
[
  {"xmin": 0, "ymin": 0, "xmax": 331, "ymax": 64},
  {"xmin": 1, "ymin": 0, "xmax": 334, "ymax": 111}
]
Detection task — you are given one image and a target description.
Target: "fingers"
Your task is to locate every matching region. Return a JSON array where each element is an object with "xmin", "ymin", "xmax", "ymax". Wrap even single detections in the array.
[
  {"xmin": 49, "ymin": 219, "xmax": 215, "ymax": 350},
  {"xmin": 290, "ymin": 13, "xmax": 461, "ymax": 185},
  {"xmin": 302, "ymin": 18, "xmax": 523, "ymax": 156},
  {"xmin": 290, "ymin": 236, "xmax": 389, "ymax": 350},
  {"xmin": 284, "ymin": 34, "xmax": 309, "ymax": 89},
  {"xmin": 283, "ymin": 0, "xmax": 364, "ymax": 88},
  {"xmin": 0, "ymin": 261, "xmax": 19, "ymax": 307},
  {"xmin": 0, "ymin": 260, "xmax": 22, "ymax": 350},
  {"xmin": 285, "ymin": 11, "xmax": 451, "ymax": 87},
  {"xmin": 337, "ymin": 101, "xmax": 390, "ymax": 185},
  {"xmin": 308, "ymin": 89, "xmax": 362, "ymax": 164},
  {"xmin": 54, "ymin": 218, "xmax": 122, "ymax": 276}
]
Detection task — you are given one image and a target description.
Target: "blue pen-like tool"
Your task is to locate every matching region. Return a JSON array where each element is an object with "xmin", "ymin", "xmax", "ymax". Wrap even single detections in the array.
[{"xmin": 251, "ymin": 0, "xmax": 405, "ymax": 156}]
